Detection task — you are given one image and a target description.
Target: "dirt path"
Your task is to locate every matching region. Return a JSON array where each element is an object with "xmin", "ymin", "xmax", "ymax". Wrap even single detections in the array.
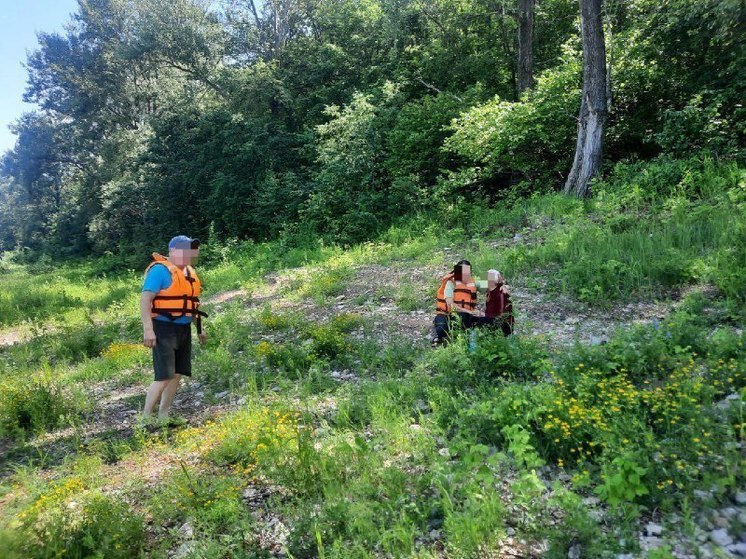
[
  {"xmin": 206, "ymin": 260, "xmax": 679, "ymax": 349},
  {"xmin": 0, "ymin": 329, "xmax": 24, "ymax": 347}
]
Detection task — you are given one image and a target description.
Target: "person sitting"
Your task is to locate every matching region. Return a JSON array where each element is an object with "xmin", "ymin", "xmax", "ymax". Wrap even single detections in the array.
[
  {"xmin": 433, "ymin": 259, "xmax": 483, "ymax": 345},
  {"xmin": 477, "ymin": 269, "xmax": 514, "ymax": 336}
]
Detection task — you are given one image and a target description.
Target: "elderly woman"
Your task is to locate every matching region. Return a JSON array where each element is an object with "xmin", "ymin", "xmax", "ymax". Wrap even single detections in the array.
[{"xmin": 477, "ymin": 269, "xmax": 514, "ymax": 336}]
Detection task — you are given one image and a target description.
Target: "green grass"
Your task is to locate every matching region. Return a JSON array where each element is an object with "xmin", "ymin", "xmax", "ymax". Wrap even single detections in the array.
[{"xmin": 0, "ymin": 153, "xmax": 745, "ymax": 557}]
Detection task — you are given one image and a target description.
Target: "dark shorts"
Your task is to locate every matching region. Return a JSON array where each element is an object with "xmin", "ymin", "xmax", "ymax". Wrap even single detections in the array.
[{"xmin": 152, "ymin": 320, "xmax": 192, "ymax": 380}]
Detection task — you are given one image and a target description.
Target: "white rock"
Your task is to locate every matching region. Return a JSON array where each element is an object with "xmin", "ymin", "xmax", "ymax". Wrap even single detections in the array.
[
  {"xmin": 711, "ymin": 529, "xmax": 734, "ymax": 547},
  {"xmin": 717, "ymin": 393, "xmax": 741, "ymax": 410},
  {"xmin": 735, "ymin": 492, "xmax": 746, "ymax": 506},
  {"xmin": 438, "ymin": 447, "xmax": 450, "ymax": 458},
  {"xmin": 723, "ymin": 507, "xmax": 739, "ymax": 518},
  {"xmin": 640, "ymin": 536, "xmax": 664, "ymax": 550},
  {"xmin": 645, "ymin": 523, "xmax": 663, "ymax": 537},
  {"xmin": 172, "ymin": 541, "xmax": 195, "ymax": 559},
  {"xmin": 178, "ymin": 521, "xmax": 194, "ymax": 539}
]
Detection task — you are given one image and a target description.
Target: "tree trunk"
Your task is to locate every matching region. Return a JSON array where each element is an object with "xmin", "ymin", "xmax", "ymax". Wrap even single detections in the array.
[
  {"xmin": 564, "ymin": 0, "xmax": 607, "ymax": 198},
  {"xmin": 517, "ymin": 0, "xmax": 535, "ymax": 95},
  {"xmin": 271, "ymin": 0, "xmax": 291, "ymax": 57}
]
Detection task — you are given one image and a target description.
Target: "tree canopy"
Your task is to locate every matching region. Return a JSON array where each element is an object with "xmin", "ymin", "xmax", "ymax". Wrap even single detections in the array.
[{"xmin": 1, "ymin": 0, "xmax": 743, "ymax": 259}]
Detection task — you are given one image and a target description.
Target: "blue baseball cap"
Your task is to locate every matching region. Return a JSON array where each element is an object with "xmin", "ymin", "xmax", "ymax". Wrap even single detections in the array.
[{"xmin": 168, "ymin": 235, "xmax": 201, "ymax": 250}]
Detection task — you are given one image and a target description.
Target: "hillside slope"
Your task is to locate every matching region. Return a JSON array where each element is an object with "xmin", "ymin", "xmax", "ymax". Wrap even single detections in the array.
[{"xmin": 1, "ymin": 155, "xmax": 745, "ymax": 558}]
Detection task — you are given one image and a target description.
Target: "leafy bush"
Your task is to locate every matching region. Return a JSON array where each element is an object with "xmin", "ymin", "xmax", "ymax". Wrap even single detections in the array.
[
  {"xmin": 10, "ymin": 484, "xmax": 145, "ymax": 559},
  {"xmin": 385, "ymin": 92, "xmax": 470, "ymax": 186},
  {"xmin": 306, "ymin": 321, "xmax": 352, "ymax": 361},
  {"xmin": 445, "ymin": 59, "xmax": 581, "ymax": 191},
  {"xmin": 0, "ymin": 372, "xmax": 86, "ymax": 436}
]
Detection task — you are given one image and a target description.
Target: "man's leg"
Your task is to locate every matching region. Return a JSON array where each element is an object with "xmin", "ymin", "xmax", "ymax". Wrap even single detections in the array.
[
  {"xmin": 143, "ymin": 379, "xmax": 170, "ymax": 417},
  {"xmin": 144, "ymin": 320, "xmax": 176, "ymax": 419},
  {"xmin": 158, "ymin": 374, "xmax": 182, "ymax": 418}
]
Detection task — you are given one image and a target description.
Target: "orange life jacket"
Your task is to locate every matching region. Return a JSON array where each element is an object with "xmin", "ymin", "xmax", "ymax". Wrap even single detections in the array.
[
  {"xmin": 144, "ymin": 253, "xmax": 206, "ymax": 321},
  {"xmin": 436, "ymin": 273, "xmax": 477, "ymax": 315}
]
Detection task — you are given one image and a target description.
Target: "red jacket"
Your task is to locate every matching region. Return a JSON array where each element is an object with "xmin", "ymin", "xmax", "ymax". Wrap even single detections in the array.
[{"xmin": 485, "ymin": 284, "xmax": 514, "ymax": 327}]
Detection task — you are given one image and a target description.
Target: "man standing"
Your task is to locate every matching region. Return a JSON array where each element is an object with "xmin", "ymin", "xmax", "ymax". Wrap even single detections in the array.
[{"xmin": 141, "ymin": 235, "xmax": 207, "ymax": 423}]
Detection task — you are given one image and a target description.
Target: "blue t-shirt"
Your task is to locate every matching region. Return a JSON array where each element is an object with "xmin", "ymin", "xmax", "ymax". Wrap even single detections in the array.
[{"xmin": 142, "ymin": 263, "xmax": 192, "ymax": 324}]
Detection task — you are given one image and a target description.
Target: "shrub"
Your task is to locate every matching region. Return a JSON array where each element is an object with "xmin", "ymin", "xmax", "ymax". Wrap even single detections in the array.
[
  {"xmin": 0, "ymin": 372, "xmax": 86, "ymax": 436},
  {"xmin": 302, "ymin": 93, "xmax": 390, "ymax": 245},
  {"xmin": 11, "ymin": 485, "xmax": 145, "ymax": 559},
  {"xmin": 445, "ymin": 59, "xmax": 581, "ymax": 191}
]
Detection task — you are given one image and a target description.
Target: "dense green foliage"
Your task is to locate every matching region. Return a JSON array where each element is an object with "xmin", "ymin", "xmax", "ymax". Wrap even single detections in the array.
[{"xmin": 0, "ymin": 0, "xmax": 743, "ymax": 259}]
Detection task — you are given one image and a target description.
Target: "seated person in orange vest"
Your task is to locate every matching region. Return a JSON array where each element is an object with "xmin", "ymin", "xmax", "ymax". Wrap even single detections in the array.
[
  {"xmin": 477, "ymin": 269, "xmax": 514, "ymax": 336},
  {"xmin": 433, "ymin": 259, "xmax": 484, "ymax": 345},
  {"xmin": 140, "ymin": 236, "xmax": 208, "ymax": 423}
]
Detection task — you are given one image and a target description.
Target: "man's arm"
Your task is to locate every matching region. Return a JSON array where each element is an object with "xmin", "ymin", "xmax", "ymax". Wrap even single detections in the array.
[{"xmin": 141, "ymin": 291, "xmax": 157, "ymax": 347}]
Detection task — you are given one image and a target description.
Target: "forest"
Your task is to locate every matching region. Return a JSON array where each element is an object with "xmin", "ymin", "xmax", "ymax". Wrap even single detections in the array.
[{"xmin": 0, "ymin": 0, "xmax": 742, "ymax": 260}]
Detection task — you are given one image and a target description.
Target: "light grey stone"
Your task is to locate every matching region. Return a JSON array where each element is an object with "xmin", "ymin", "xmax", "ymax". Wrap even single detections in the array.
[
  {"xmin": 717, "ymin": 393, "xmax": 741, "ymax": 411},
  {"xmin": 735, "ymin": 492, "xmax": 746, "ymax": 506},
  {"xmin": 645, "ymin": 523, "xmax": 664, "ymax": 537},
  {"xmin": 568, "ymin": 543, "xmax": 582, "ymax": 559},
  {"xmin": 172, "ymin": 541, "xmax": 196, "ymax": 559},
  {"xmin": 640, "ymin": 536, "xmax": 664, "ymax": 550},
  {"xmin": 178, "ymin": 521, "xmax": 193, "ymax": 539},
  {"xmin": 729, "ymin": 542, "xmax": 746, "ymax": 556},
  {"xmin": 723, "ymin": 507, "xmax": 740, "ymax": 518},
  {"xmin": 711, "ymin": 529, "xmax": 734, "ymax": 547}
]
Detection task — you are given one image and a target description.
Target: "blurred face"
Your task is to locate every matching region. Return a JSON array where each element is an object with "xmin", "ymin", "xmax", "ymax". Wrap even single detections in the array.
[
  {"xmin": 460, "ymin": 264, "xmax": 472, "ymax": 280},
  {"xmin": 488, "ymin": 270, "xmax": 502, "ymax": 288},
  {"xmin": 169, "ymin": 248, "xmax": 199, "ymax": 267}
]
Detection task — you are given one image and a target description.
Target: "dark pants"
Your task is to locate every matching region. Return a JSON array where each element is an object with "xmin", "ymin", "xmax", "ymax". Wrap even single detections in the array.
[
  {"xmin": 433, "ymin": 312, "xmax": 478, "ymax": 345},
  {"xmin": 476, "ymin": 316, "xmax": 513, "ymax": 337}
]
